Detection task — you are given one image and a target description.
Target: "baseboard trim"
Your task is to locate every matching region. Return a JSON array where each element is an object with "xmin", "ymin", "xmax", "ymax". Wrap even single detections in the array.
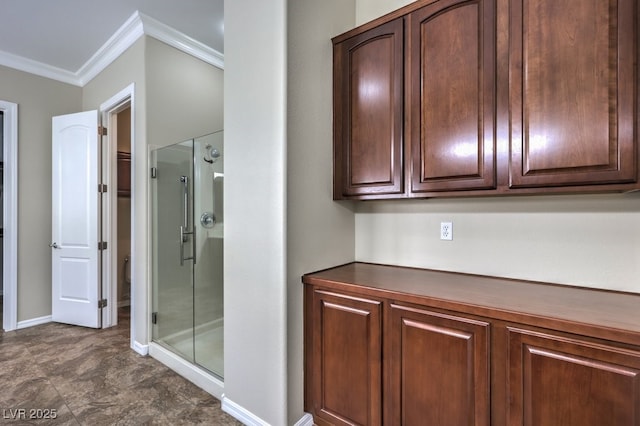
[
  {"xmin": 16, "ymin": 315, "xmax": 52, "ymax": 329},
  {"xmin": 293, "ymin": 413, "xmax": 314, "ymax": 426},
  {"xmin": 149, "ymin": 342, "xmax": 224, "ymax": 399},
  {"xmin": 221, "ymin": 398, "xmax": 269, "ymax": 426},
  {"xmin": 132, "ymin": 340, "xmax": 149, "ymax": 356}
]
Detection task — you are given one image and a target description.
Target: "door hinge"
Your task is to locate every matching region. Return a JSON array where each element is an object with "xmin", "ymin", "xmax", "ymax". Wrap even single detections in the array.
[
  {"xmin": 152, "ymin": 312, "xmax": 158, "ymax": 324},
  {"xmin": 151, "ymin": 167, "xmax": 157, "ymax": 179},
  {"xmin": 98, "ymin": 299, "xmax": 108, "ymax": 309},
  {"xmin": 98, "ymin": 183, "xmax": 108, "ymax": 193},
  {"xmin": 98, "ymin": 241, "xmax": 108, "ymax": 250},
  {"xmin": 98, "ymin": 125, "xmax": 107, "ymax": 136}
]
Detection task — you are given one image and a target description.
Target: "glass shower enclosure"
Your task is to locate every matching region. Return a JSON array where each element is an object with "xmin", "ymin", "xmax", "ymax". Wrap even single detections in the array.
[{"xmin": 151, "ymin": 131, "xmax": 224, "ymax": 379}]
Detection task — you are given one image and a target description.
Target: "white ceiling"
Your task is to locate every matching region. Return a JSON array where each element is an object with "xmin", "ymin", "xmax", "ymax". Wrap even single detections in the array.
[{"xmin": 0, "ymin": 0, "xmax": 223, "ymax": 81}]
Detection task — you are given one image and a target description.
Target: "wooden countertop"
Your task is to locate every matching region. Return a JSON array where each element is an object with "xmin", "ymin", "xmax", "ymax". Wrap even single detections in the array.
[{"xmin": 303, "ymin": 262, "xmax": 640, "ymax": 346}]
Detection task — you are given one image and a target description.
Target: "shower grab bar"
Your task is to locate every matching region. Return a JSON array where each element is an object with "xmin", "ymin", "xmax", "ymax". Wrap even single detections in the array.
[{"xmin": 178, "ymin": 175, "xmax": 196, "ymax": 266}]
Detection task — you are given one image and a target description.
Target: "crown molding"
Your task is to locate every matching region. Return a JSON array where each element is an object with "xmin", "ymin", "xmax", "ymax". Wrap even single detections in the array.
[
  {"xmin": 139, "ymin": 12, "xmax": 224, "ymax": 70},
  {"xmin": 75, "ymin": 11, "xmax": 145, "ymax": 86},
  {"xmin": 0, "ymin": 49, "xmax": 80, "ymax": 86},
  {"xmin": 0, "ymin": 10, "xmax": 224, "ymax": 87}
]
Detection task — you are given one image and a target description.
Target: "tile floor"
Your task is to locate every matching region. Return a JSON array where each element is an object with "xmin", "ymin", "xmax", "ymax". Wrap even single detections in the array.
[{"xmin": 0, "ymin": 308, "xmax": 242, "ymax": 425}]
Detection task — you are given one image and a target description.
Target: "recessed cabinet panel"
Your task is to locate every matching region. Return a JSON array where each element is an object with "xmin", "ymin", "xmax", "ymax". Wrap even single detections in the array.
[
  {"xmin": 510, "ymin": 0, "xmax": 637, "ymax": 187},
  {"xmin": 410, "ymin": 0, "xmax": 496, "ymax": 193},
  {"xmin": 388, "ymin": 304, "xmax": 490, "ymax": 426},
  {"xmin": 508, "ymin": 327, "xmax": 640, "ymax": 426},
  {"xmin": 308, "ymin": 289, "xmax": 382, "ymax": 426},
  {"xmin": 333, "ymin": 19, "xmax": 404, "ymax": 199}
]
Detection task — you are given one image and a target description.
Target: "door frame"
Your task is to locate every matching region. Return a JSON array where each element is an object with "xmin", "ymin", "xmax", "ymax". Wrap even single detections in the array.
[
  {"xmin": 99, "ymin": 84, "xmax": 138, "ymax": 348},
  {"xmin": 1, "ymin": 101, "xmax": 18, "ymax": 332}
]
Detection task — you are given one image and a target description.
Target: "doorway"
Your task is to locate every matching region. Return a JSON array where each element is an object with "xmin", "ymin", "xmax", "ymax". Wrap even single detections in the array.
[
  {"xmin": 112, "ymin": 106, "xmax": 132, "ymax": 325},
  {"xmin": 101, "ymin": 96, "xmax": 133, "ymax": 333}
]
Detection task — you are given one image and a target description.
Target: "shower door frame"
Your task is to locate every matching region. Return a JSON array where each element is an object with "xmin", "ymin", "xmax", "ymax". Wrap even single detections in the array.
[{"xmin": 151, "ymin": 139, "xmax": 197, "ymax": 363}]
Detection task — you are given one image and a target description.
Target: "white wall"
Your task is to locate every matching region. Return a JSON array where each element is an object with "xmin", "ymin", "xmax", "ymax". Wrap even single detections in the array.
[
  {"xmin": 225, "ymin": 0, "xmax": 288, "ymax": 424},
  {"xmin": 356, "ymin": 0, "xmax": 416, "ymax": 24},
  {"xmin": 287, "ymin": 0, "xmax": 357, "ymax": 423},
  {"xmin": 83, "ymin": 37, "xmax": 148, "ymax": 343},
  {"xmin": 0, "ymin": 65, "xmax": 82, "ymax": 322},
  {"xmin": 356, "ymin": 195, "xmax": 640, "ymax": 292},
  {"xmin": 145, "ymin": 37, "xmax": 224, "ymax": 148},
  {"xmin": 83, "ymin": 35, "xmax": 224, "ymax": 346}
]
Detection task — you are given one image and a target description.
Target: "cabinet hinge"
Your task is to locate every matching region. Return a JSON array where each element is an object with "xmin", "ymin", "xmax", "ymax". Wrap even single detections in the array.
[
  {"xmin": 151, "ymin": 167, "xmax": 157, "ymax": 179},
  {"xmin": 98, "ymin": 125, "xmax": 107, "ymax": 136},
  {"xmin": 98, "ymin": 183, "xmax": 108, "ymax": 193},
  {"xmin": 152, "ymin": 312, "xmax": 158, "ymax": 324},
  {"xmin": 98, "ymin": 241, "xmax": 108, "ymax": 250},
  {"xmin": 98, "ymin": 299, "xmax": 108, "ymax": 309}
]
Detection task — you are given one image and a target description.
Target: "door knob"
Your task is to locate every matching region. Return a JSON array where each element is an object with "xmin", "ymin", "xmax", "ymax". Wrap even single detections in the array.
[{"xmin": 49, "ymin": 242, "xmax": 59, "ymax": 249}]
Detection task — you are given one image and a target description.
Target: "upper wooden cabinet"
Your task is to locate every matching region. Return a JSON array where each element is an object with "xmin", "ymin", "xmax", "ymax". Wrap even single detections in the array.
[
  {"xmin": 333, "ymin": 19, "xmax": 404, "ymax": 199},
  {"xmin": 409, "ymin": 0, "xmax": 496, "ymax": 193},
  {"xmin": 332, "ymin": 0, "xmax": 639, "ymax": 199},
  {"xmin": 509, "ymin": 0, "xmax": 637, "ymax": 188}
]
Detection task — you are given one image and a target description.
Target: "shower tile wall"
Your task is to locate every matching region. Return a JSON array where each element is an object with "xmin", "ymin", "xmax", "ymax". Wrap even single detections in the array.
[{"xmin": 194, "ymin": 134, "xmax": 224, "ymax": 329}]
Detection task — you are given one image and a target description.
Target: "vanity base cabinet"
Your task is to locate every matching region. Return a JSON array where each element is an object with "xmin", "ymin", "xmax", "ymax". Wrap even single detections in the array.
[
  {"xmin": 506, "ymin": 327, "xmax": 640, "ymax": 426},
  {"xmin": 387, "ymin": 304, "xmax": 490, "ymax": 426},
  {"xmin": 304, "ymin": 287, "xmax": 383, "ymax": 426},
  {"xmin": 303, "ymin": 263, "xmax": 640, "ymax": 426}
]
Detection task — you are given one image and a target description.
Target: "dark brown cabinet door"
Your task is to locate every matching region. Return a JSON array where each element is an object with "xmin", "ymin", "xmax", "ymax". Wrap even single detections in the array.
[
  {"xmin": 333, "ymin": 18, "xmax": 404, "ymax": 199},
  {"xmin": 509, "ymin": 0, "xmax": 637, "ymax": 188},
  {"xmin": 387, "ymin": 304, "xmax": 490, "ymax": 426},
  {"xmin": 409, "ymin": 0, "xmax": 496, "ymax": 193},
  {"xmin": 117, "ymin": 151, "xmax": 131, "ymax": 197},
  {"xmin": 306, "ymin": 288, "xmax": 383, "ymax": 426},
  {"xmin": 508, "ymin": 327, "xmax": 640, "ymax": 426}
]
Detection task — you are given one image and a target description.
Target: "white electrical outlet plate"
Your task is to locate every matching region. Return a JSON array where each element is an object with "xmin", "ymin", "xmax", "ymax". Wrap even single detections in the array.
[{"xmin": 440, "ymin": 222, "xmax": 453, "ymax": 240}]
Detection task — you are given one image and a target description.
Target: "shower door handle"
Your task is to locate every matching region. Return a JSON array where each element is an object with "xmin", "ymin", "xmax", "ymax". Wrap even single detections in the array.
[
  {"xmin": 180, "ymin": 175, "xmax": 189, "ymax": 237},
  {"xmin": 179, "ymin": 226, "xmax": 195, "ymax": 266}
]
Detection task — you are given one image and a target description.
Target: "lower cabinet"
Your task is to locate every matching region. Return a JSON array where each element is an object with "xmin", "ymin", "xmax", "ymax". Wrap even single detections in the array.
[
  {"xmin": 387, "ymin": 304, "xmax": 490, "ymax": 426},
  {"xmin": 303, "ymin": 263, "xmax": 640, "ymax": 426},
  {"xmin": 507, "ymin": 327, "xmax": 640, "ymax": 426},
  {"xmin": 306, "ymin": 288, "xmax": 382, "ymax": 426}
]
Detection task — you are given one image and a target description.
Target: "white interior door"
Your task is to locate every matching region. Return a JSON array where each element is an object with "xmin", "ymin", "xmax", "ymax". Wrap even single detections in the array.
[{"xmin": 51, "ymin": 110, "xmax": 101, "ymax": 328}]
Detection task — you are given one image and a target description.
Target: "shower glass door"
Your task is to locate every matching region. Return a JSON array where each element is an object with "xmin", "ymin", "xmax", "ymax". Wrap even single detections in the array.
[
  {"xmin": 152, "ymin": 140, "xmax": 195, "ymax": 363},
  {"xmin": 152, "ymin": 131, "xmax": 224, "ymax": 379}
]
